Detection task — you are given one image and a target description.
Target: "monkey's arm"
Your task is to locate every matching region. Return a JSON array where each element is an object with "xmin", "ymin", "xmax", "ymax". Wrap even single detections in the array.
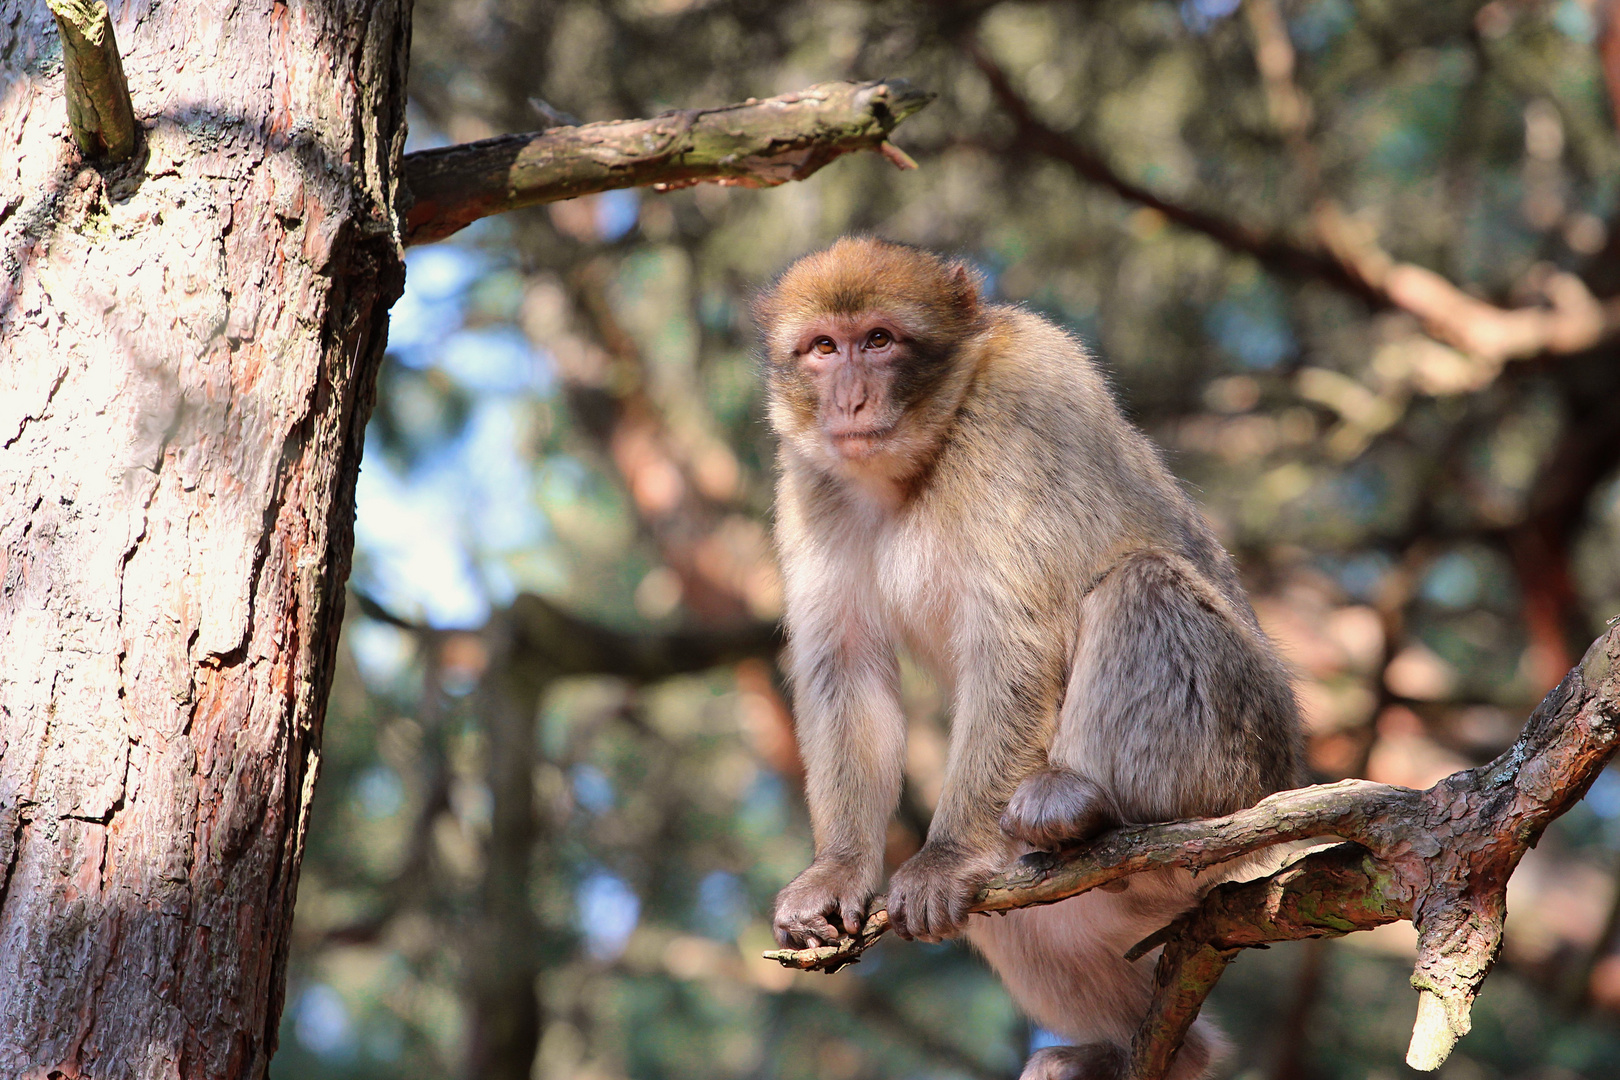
[
  {"xmin": 887, "ymin": 619, "xmax": 1061, "ymax": 942},
  {"xmin": 771, "ymin": 616, "xmax": 907, "ymax": 948}
]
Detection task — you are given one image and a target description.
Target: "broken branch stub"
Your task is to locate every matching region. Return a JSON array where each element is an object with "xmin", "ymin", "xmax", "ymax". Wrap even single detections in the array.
[
  {"xmin": 47, "ymin": 0, "xmax": 137, "ymax": 162},
  {"xmin": 401, "ymin": 79, "xmax": 934, "ymax": 246}
]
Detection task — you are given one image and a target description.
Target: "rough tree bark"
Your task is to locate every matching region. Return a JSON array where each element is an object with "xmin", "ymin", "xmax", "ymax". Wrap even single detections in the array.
[
  {"xmin": 0, "ymin": 1, "xmax": 411, "ymax": 1076},
  {"xmin": 0, "ymin": 4, "xmax": 928, "ymax": 1073}
]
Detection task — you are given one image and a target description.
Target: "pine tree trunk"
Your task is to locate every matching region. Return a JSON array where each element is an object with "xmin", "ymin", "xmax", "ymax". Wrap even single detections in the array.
[{"xmin": 0, "ymin": 1, "xmax": 409, "ymax": 1075}]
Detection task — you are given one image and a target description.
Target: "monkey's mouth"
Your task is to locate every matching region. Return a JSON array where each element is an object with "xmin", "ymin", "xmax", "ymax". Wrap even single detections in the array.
[{"xmin": 827, "ymin": 424, "xmax": 897, "ymax": 458}]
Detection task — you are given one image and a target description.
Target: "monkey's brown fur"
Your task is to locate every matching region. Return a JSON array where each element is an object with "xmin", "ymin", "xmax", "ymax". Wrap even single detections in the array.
[{"xmin": 757, "ymin": 237, "xmax": 1301, "ymax": 1080}]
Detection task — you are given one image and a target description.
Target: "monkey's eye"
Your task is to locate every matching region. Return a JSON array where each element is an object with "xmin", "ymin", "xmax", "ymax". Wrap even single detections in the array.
[
  {"xmin": 811, "ymin": 336, "xmax": 837, "ymax": 355},
  {"xmin": 866, "ymin": 329, "xmax": 892, "ymax": 349}
]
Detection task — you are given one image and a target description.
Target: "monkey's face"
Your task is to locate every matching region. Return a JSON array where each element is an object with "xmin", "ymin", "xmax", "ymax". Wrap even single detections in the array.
[
  {"xmin": 764, "ymin": 310, "xmax": 965, "ymax": 484},
  {"xmin": 790, "ymin": 315, "xmax": 908, "ymax": 460},
  {"xmin": 756, "ymin": 238, "xmax": 984, "ymax": 483}
]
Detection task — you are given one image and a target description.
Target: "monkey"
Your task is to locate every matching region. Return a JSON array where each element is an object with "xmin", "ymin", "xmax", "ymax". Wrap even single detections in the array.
[{"xmin": 754, "ymin": 237, "xmax": 1302, "ymax": 1080}]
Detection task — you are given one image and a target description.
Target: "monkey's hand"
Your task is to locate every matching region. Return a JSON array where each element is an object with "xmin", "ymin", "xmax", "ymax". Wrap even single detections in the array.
[
  {"xmin": 886, "ymin": 841, "xmax": 1002, "ymax": 942},
  {"xmin": 999, "ymin": 767, "xmax": 1119, "ymax": 850},
  {"xmin": 772, "ymin": 859, "xmax": 875, "ymax": 948}
]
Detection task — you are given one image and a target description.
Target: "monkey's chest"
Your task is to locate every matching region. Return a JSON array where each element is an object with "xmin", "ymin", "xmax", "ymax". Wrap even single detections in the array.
[{"xmin": 874, "ymin": 528, "xmax": 966, "ymax": 678}]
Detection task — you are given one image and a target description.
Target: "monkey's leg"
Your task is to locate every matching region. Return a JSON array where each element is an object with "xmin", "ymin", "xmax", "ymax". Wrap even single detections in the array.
[
  {"xmin": 988, "ymin": 551, "xmax": 1291, "ymax": 1078},
  {"xmin": 966, "ymin": 888, "xmax": 1225, "ymax": 1080},
  {"xmin": 1047, "ymin": 550, "xmax": 1294, "ymax": 831}
]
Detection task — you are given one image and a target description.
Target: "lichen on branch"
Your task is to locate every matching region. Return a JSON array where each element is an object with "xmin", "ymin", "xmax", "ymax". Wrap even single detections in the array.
[{"xmin": 400, "ymin": 79, "xmax": 934, "ymax": 246}]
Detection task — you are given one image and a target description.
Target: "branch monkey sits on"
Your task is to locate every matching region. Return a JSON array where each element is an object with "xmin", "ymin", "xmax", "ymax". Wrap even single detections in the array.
[{"xmin": 756, "ymin": 238, "xmax": 1302, "ymax": 1080}]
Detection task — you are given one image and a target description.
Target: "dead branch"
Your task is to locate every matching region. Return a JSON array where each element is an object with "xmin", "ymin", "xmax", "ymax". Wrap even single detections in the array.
[
  {"xmin": 351, "ymin": 588, "xmax": 777, "ymax": 682},
  {"xmin": 972, "ymin": 44, "xmax": 1620, "ymax": 366},
  {"xmin": 765, "ymin": 623, "xmax": 1620, "ymax": 1079},
  {"xmin": 401, "ymin": 79, "xmax": 933, "ymax": 246},
  {"xmin": 47, "ymin": 0, "xmax": 136, "ymax": 161}
]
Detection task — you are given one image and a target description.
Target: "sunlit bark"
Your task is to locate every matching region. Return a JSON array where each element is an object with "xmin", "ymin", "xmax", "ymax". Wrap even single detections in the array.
[{"xmin": 0, "ymin": 1, "xmax": 409, "ymax": 1074}]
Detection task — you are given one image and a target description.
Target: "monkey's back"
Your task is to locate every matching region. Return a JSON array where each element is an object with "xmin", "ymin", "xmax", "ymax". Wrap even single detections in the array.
[{"xmin": 923, "ymin": 305, "xmax": 1254, "ymax": 621}]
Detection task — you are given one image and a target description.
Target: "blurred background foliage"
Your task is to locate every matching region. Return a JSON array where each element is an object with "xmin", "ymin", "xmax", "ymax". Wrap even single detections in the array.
[{"xmin": 270, "ymin": 1, "xmax": 1620, "ymax": 1078}]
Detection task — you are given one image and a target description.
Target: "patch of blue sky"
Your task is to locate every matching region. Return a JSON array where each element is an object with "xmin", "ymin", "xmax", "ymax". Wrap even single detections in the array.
[
  {"xmin": 696, "ymin": 871, "xmax": 750, "ymax": 941},
  {"xmin": 1181, "ymin": 0, "xmax": 1239, "ymax": 35},
  {"xmin": 1205, "ymin": 297, "xmax": 1296, "ymax": 370},
  {"xmin": 437, "ymin": 325, "xmax": 554, "ymax": 393},
  {"xmin": 578, "ymin": 871, "xmax": 641, "ymax": 961},
  {"xmin": 294, "ymin": 983, "xmax": 354, "ymax": 1060},
  {"xmin": 346, "ymin": 618, "xmax": 415, "ymax": 690},
  {"xmin": 354, "ymin": 393, "xmax": 553, "ymax": 627},
  {"xmin": 739, "ymin": 771, "xmax": 787, "ymax": 837},
  {"xmin": 1553, "ymin": 0, "xmax": 1596, "ymax": 44},
  {"xmin": 457, "ymin": 398, "xmax": 547, "ymax": 551},
  {"xmin": 402, "ymin": 104, "xmax": 451, "ymax": 154},
  {"xmin": 1326, "ymin": 549, "xmax": 1395, "ymax": 603},
  {"xmin": 354, "ymin": 764, "xmax": 405, "ymax": 820},
  {"xmin": 388, "ymin": 246, "xmax": 487, "ymax": 358},
  {"xmin": 1421, "ymin": 551, "xmax": 1482, "ymax": 610},
  {"xmin": 571, "ymin": 763, "xmax": 615, "ymax": 814},
  {"xmin": 595, "ymin": 188, "xmax": 640, "ymax": 242},
  {"xmin": 1585, "ymin": 767, "xmax": 1620, "ymax": 820},
  {"xmin": 353, "ymin": 441, "xmax": 492, "ymax": 627}
]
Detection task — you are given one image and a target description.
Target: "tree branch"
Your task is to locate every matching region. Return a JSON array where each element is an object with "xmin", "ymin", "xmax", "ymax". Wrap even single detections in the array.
[
  {"xmin": 971, "ymin": 43, "xmax": 1620, "ymax": 366},
  {"xmin": 401, "ymin": 79, "xmax": 934, "ymax": 246},
  {"xmin": 47, "ymin": 0, "xmax": 136, "ymax": 161},
  {"xmin": 351, "ymin": 588, "xmax": 778, "ymax": 682},
  {"xmin": 765, "ymin": 622, "xmax": 1620, "ymax": 1078}
]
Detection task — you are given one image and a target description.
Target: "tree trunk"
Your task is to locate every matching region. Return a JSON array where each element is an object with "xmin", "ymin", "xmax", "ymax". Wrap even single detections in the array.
[{"xmin": 0, "ymin": 0, "xmax": 408, "ymax": 1075}]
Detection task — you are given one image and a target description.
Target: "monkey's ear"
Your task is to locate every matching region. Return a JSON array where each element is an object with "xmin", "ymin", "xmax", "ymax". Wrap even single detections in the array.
[
  {"xmin": 749, "ymin": 288, "xmax": 779, "ymax": 331},
  {"xmin": 948, "ymin": 262, "xmax": 983, "ymax": 318}
]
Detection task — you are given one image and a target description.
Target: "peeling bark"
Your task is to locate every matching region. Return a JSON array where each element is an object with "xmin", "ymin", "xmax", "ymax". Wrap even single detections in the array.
[{"xmin": 0, "ymin": 1, "xmax": 409, "ymax": 1076}]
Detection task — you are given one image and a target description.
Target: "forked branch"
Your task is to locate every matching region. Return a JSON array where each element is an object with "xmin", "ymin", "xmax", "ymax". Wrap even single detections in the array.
[
  {"xmin": 765, "ymin": 623, "xmax": 1620, "ymax": 1079},
  {"xmin": 972, "ymin": 43, "xmax": 1620, "ymax": 366},
  {"xmin": 401, "ymin": 79, "xmax": 933, "ymax": 245}
]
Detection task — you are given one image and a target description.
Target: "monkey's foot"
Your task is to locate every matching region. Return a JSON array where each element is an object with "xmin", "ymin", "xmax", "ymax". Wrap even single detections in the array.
[
  {"xmin": 1000, "ymin": 768, "xmax": 1119, "ymax": 849},
  {"xmin": 1018, "ymin": 1043, "xmax": 1127, "ymax": 1080}
]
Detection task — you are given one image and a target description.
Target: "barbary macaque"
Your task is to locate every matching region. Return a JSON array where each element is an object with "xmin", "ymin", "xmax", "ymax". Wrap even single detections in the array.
[{"xmin": 755, "ymin": 238, "xmax": 1302, "ymax": 1080}]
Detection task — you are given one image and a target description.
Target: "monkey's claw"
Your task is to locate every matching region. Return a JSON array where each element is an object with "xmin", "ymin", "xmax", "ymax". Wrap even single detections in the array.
[{"xmin": 771, "ymin": 859, "xmax": 874, "ymax": 949}]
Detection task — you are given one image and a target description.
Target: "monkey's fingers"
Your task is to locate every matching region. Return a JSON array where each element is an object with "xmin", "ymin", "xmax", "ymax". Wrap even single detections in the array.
[
  {"xmin": 773, "ymin": 908, "xmax": 843, "ymax": 949},
  {"xmin": 763, "ymin": 906, "xmax": 890, "ymax": 971},
  {"xmin": 839, "ymin": 897, "xmax": 870, "ymax": 938}
]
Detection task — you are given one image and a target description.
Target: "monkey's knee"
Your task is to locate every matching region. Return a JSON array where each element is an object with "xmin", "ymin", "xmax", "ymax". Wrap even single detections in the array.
[
  {"xmin": 1018, "ymin": 1043, "xmax": 1126, "ymax": 1080},
  {"xmin": 1001, "ymin": 768, "xmax": 1119, "ymax": 850}
]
